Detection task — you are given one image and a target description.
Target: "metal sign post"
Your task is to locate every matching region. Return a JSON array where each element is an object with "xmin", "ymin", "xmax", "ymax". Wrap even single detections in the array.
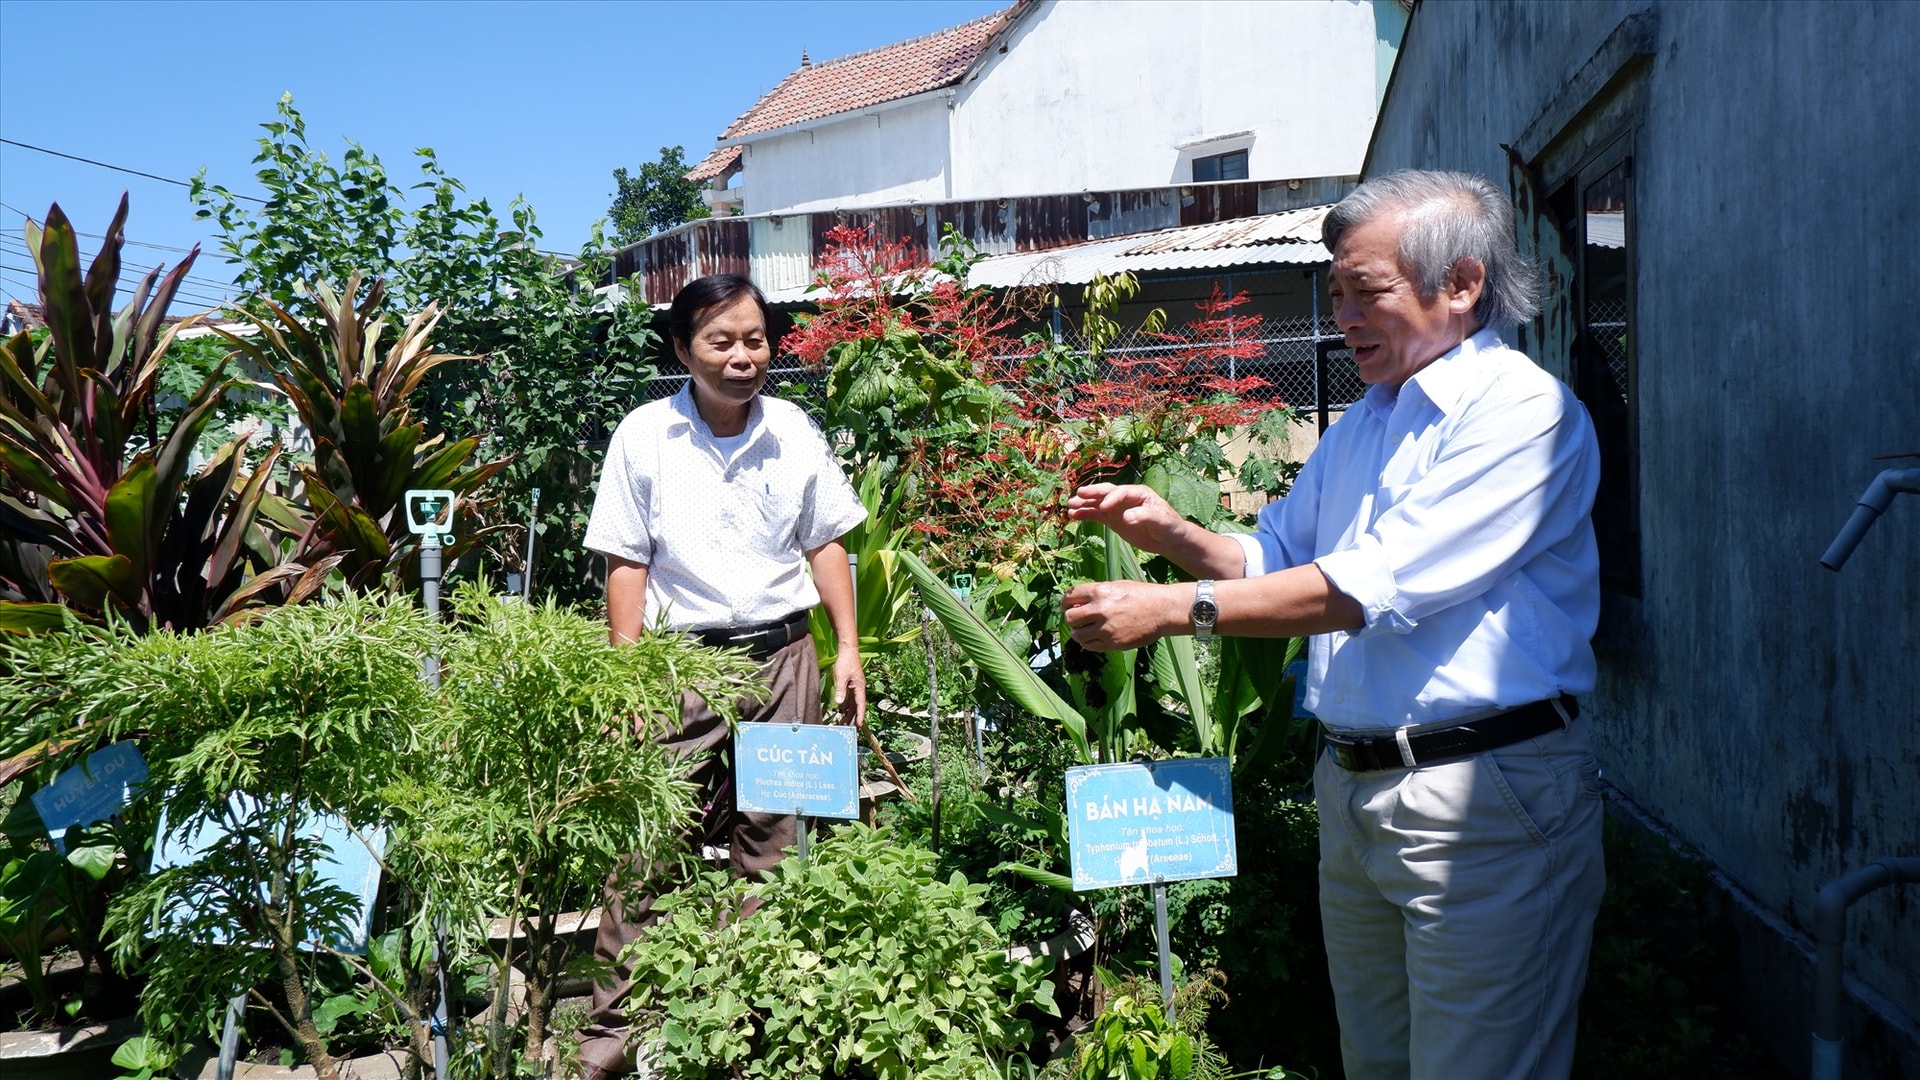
[
  {"xmin": 404, "ymin": 489, "xmax": 455, "ymax": 1077},
  {"xmin": 1064, "ymin": 758, "xmax": 1239, "ymax": 1024}
]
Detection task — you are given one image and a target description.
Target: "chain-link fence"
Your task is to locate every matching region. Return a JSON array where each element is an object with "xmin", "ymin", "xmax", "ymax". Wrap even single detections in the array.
[{"xmin": 638, "ymin": 314, "xmax": 1365, "ymax": 424}]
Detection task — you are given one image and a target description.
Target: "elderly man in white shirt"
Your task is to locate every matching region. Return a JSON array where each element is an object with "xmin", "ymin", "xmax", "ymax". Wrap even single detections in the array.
[
  {"xmin": 1064, "ymin": 171, "xmax": 1605, "ymax": 1080},
  {"xmin": 577, "ymin": 274, "xmax": 866, "ymax": 1079}
]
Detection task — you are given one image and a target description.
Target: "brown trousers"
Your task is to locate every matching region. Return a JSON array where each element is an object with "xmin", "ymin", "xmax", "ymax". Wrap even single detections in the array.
[{"xmin": 577, "ymin": 633, "xmax": 822, "ymax": 1076}]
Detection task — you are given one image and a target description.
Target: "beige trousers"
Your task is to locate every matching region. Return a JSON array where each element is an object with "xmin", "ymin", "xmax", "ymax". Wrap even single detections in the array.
[{"xmin": 1314, "ymin": 721, "xmax": 1606, "ymax": 1080}]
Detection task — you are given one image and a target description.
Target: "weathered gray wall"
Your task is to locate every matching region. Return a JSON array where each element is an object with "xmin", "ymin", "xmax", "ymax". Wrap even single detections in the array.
[{"xmin": 1368, "ymin": 2, "xmax": 1920, "ymax": 1074}]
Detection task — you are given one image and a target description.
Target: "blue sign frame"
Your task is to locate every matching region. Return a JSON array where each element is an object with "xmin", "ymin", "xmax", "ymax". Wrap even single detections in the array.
[
  {"xmin": 151, "ymin": 793, "xmax": 386, "ymax": 953},
  {"xmin": 31, "ymin": 741, "xmax": 148, "ymax": 853},
  {"xmin": 1065, "ymin": 757, "xmax": 1237, "ymax": 891},
  {"xmin": 734, "ymin": 722, "xmax": 860, "ymax": 820}
]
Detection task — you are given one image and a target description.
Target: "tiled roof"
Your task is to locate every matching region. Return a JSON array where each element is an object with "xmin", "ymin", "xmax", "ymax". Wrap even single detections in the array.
[
  {"xmin": 719, "ymin": 4, "xmax": 1023, "ymax": 140},
  {"xmin": 684, "ymin": 145, "xmax": 744, "ymax": 183}
]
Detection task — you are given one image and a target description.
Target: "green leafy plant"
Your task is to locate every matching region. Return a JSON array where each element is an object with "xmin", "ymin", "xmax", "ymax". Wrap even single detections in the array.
[
  {"xmin": 385, "ymin": 583, "xmax": 763, "ymax": 1075},
  {"xmin": 621, "ymin": 822, "xmax": 1058, "ymax": 1079},
  {"xmin": 0, "ymin": 198, "xmax": 320, "ymax": 632},
  {"xmin": 48, "ymin": 593, "xmax": 445, "ymax": 1077},
  {"xmin": 1070, "ymin": 990, "xmax": 1196, "ymax": 1080},
  {"xmin": 195, "ymin": 96, "xmax": 661, "ymax": 604},
  {"xmin": 609, "ymin": 145, "xmax": 712, "ymax": 244},
  {"xmin": 213, "ymin": 273, "xmax": 506, "ymax": 588},
  {"xmin": 109, "ymin": 1034, "xmax": 178, "ymax": 1080}
]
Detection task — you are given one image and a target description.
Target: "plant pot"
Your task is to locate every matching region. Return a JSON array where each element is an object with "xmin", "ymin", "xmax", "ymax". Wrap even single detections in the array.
[
  {"xmin": 0, "ymin": 1016, "xmax": 141, "ymax": 1080},
  {"xmin": 176, "ymin": 1046, "xmax": 411, "ymax": 1079}
]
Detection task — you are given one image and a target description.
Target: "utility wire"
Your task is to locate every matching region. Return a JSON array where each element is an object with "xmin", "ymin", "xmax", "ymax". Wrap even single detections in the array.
[
  {"xmin": 0, "ymin": 243, "xmax": 238, "ymax": 303},
  {"xmin": 0, "ymin": 264, "xmax": 232, "ymax": 310},
  {"xmin": 0, "ymin": 238, "xmax": 237, "ymax": 294},
  {"xmin": 0, "ymin": 137, "xmax": 268, "ymax": 204},
  {"xmin": 0, "ymin": 214, "xmax": 199, "ymax": 255}
]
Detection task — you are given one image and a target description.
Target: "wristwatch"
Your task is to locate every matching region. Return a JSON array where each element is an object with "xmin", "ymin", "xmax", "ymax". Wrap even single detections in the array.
[{"xmin": 1190, "ymin": 580, "xmax": 1218, "ymax": 642}]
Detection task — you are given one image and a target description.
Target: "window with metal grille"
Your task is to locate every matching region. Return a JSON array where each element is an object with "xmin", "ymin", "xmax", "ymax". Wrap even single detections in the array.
[
  {"xmin": 1551, "ymin": 136, "xmax": 1640, "ymax": 595},
  {"xmin": 1192, "ymin": 150, "xmax": 1249, "ymax": 183}
]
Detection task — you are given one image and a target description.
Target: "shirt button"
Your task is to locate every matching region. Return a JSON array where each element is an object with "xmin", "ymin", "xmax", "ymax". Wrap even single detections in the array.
[{"xmin": 1335, "ymin": 694, "xmax": 1346, "ymax": 704}]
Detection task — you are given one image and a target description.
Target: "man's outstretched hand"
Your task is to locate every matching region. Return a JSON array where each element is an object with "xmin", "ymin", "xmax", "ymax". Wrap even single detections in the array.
[
  {"xmin": 1063, "ymin": 578, "xmax": 1181, "ymax": 651},
  {"xmin": 1066, "ymin": 483, "xmax": 1189, "ymax": 553}
]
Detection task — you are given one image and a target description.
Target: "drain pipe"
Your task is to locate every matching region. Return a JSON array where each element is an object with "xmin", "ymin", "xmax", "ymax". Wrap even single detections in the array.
[
  {"xmin": 1811, "ymin": 467, "xmax": 1920, "ymax": 1079},
  {"xmin": 1819, "ymin": 467, "xmax": 1920, "ymax": 570},
  {"xmin": 1811, "ymin": 858, "xmax": 1920, "ymax": 1080}
]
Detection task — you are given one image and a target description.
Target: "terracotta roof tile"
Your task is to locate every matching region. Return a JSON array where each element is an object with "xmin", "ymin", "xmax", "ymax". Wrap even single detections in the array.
[
  {"xmin": 719, "ymin": 4, "xmax": 1021, "ymax": 140},
  {"xmin": 684, "ymin": 145, "xmax": 744, "ymax": 183}
]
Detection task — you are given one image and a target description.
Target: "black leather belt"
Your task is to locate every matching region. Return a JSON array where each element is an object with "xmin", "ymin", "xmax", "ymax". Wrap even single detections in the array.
[
  {"xmin": 695, "ymin": 611, "xmax": 811, "ymax": 659},
  {"xmin": 1323, "ymin": 695, "xmax": 1578, "ymax": 772}
]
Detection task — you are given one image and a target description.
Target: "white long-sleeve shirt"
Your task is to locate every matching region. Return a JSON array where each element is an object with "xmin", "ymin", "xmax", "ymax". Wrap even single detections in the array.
[{"xmin": 1232, "ymin": 328, "xmax": 1601, "ymax": 732}]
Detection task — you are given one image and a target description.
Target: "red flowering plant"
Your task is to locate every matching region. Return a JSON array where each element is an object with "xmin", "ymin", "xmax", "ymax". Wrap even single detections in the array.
[{"xmin": 1067, "ymin": 284, "xmax": 1300, "ymax": 527}]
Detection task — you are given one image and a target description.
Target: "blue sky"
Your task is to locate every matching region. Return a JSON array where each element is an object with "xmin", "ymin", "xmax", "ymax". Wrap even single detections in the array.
[{"xmin": 0, "ymin": 0, "xmax": 1006, "ymax": 314}]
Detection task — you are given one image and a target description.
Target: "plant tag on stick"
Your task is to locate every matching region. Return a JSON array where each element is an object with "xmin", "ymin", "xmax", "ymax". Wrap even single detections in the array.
[
  {"xmin": 1065, "ymin": 757, "xmax": 1237, "ymax": 891},
  {"xmin": 735, "ymin": 722, "xmax": 860, "ymax": 819},
  {"xmin": 31, "ymin": 740, "xmax": 148, "ymax": 854}
]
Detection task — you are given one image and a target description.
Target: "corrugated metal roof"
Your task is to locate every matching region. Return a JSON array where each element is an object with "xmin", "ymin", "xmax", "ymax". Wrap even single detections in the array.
[{"xmin": 965, "ymin": 205, "xmax": 1332, "ymax": 288}]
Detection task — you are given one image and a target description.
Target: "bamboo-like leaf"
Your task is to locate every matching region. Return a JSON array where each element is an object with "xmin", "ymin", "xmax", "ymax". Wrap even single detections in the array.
[{"xmin": 892, "ymin": 547, "xmax": 1090, "ymax": 761}]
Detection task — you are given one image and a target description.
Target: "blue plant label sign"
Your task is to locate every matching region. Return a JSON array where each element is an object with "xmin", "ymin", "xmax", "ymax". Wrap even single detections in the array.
[
  {"xmin": 1065, "ymin": 757, "xmax": 1237, "ymax": 891},
  {"xmin": 31, "ymin": 741, "xmax": 148, "ymax": 854},
  {"xmin": 151, "ymin": 793, "xmax": 386, "ymax": 953},
  {"xmin": 734, "ymin": 722, "xmax": 860, "ymax": 820}
]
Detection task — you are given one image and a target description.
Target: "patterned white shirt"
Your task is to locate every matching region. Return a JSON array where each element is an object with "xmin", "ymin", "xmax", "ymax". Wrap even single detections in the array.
[
  {"xmin": 584, "ymin": 385, "xmax": 866, "ymax": 632},
  {"xmin": 1231, "ymin": 328, "xmax": 1601, "ymax": 731}
]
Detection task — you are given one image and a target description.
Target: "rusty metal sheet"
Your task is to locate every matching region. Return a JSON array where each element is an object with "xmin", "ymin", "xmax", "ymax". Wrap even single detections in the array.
[
  {"xmin": 1180, "ymin": 181, "xmax": 1261, "ymax": 227},
  {"xmin": 1091, "ymin": 188, "xmax": 1181, "ymax": 240},
  {"xmin": 1014, "ymin": 194, "xmax": 1088, "ymax": 251},
  {"xmin": 934, "ymin": 200, "xmax": 1016, "ymax": 255}
]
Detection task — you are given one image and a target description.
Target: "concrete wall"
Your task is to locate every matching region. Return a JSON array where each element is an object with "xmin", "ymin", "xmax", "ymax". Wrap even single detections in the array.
[
  {"xmin": 1367, "ymin": 2, "xmax": 1920, "ymax": 1075},
  {"xmin": 739, "ymin": 0, "xmax": 1401, "ymax": 216},
  {"xmin": 741, "ymin": 96, "xmax": 953, "ymax": 215}
]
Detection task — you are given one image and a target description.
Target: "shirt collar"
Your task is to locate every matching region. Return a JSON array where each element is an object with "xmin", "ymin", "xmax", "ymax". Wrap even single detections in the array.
[
  {"xmin": 669, "ymin": 383, "xmax": 768, "ymax": 456},
  {"xmin": 1361, "ymin": 326, "xmax": 1506, "ymax": 419}
]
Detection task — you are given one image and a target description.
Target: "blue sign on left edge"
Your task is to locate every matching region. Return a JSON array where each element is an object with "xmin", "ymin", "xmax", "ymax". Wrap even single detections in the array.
[
  {"xmin": 734, "ymin": 722, "xmax": 859, "ymax": 819},
  {"xmin": 1065, "ymin": 757, "xmax": 1237, "ymax": 891},
  {"xmin": 31, "ymin": 741, "xmax": 148, "ymax": 853}
]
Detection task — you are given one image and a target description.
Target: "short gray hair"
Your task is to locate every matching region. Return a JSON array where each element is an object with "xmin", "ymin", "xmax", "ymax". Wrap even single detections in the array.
[{"xmin": 1322, "ymin": 170, "xmax": 1541, "ymax": 328}]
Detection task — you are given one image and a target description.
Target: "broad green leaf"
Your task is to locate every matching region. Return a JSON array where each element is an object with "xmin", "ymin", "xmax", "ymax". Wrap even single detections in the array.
[
  {"xmin": 48, "ymin": 553, "xmax": 141, "ymax": 612},
  {"xmin": 892, "ymin": 548, "xmax": 1089, "ymax": 761}
]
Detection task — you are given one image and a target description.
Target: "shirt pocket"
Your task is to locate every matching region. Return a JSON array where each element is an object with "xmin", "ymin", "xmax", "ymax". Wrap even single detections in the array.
[{"xmin": 756, "ymin": 479, "xmax": 805, "ymax": 547}]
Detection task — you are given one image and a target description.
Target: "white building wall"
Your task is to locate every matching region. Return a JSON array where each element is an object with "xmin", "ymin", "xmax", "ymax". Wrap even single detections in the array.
[
  {"xmin": 741, "ymin": 96, "xmax": 953, "ymax": 215},
  {"xmin": 949, "ymin": 0, "xmax": 1385, "ymax": 196},
  {"xmin": 731, "ymin": 0, "xmax": 1395, "ymax": 217}
]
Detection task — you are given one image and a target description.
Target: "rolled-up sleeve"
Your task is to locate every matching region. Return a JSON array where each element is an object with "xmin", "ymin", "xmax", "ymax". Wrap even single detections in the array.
[
  {"xmin": 583, "ymin": 420, "xmax": 653, "ymax": 565},
  {"xmin": 1315, "ymin": 383, "xmax": 1597, "ymax": 638}
]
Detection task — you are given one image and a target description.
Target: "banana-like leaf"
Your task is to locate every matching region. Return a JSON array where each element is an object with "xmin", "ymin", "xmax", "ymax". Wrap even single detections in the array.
[
  {"xmin": 101, "ymin": 459, "xmax": 156, "ymax": 588},
  {"xmin": 893, "ymin": 547, "xmax": 1091, "ymax": 761},
  {"xmin": 991, "ymin": 860, "xmax": 1075, "ymax": 893},
  {"xmin": 0, "ymin": 602, "xmax": 73, "ymax": 635},
  {"xmin": 48, "ymin": 553, "xmax": 141, "ymax": 613}
]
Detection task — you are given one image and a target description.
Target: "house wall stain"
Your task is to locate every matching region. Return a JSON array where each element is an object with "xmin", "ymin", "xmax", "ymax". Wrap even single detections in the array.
[{"xmin": 1366, "ymin": 1, "xmax": 1920, "ymax": 1073}]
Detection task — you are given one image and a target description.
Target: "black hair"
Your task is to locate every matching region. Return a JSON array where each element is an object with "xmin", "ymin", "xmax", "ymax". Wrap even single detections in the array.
[{"xmin": 665, "ymin": 274, "xmax": 773, "ymax": 351}]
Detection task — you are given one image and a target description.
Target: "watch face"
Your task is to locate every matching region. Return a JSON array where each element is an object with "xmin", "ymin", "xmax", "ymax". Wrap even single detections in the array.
[{"xmin": 1191, "ymin": 599, "xmax": 1219, "ymax": 624}]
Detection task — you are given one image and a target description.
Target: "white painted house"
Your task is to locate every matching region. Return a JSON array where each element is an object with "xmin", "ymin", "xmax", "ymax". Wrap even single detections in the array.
[{"xmin": 688, "ymin": 0, "xmax": 1408, "ymax": 218}]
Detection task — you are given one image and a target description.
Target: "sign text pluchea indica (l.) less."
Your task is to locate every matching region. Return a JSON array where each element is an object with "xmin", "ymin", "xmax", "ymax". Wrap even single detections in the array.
[
  {"xmin": 734, "ymin": 722, "xmax": 860, "ymax": 819},
  {"xmin": 1066, "ymin": 758, "xmax": 1237, "ymax": 891}
]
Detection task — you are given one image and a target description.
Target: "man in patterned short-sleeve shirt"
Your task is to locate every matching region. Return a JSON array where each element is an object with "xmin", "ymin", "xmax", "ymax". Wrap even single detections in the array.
[{"xmin": 577, "ymin": 273, "xmax": 866, "ymax": 1078}]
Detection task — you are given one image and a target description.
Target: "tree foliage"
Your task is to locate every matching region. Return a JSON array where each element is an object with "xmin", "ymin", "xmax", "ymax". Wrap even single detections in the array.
[
  {"xmin": 193, "ymin": 96, "xmax": 663, "ymax": 603},
  {"xmin": 608, "ymin": 145, "xmax": 711, "ymax": 245}
]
